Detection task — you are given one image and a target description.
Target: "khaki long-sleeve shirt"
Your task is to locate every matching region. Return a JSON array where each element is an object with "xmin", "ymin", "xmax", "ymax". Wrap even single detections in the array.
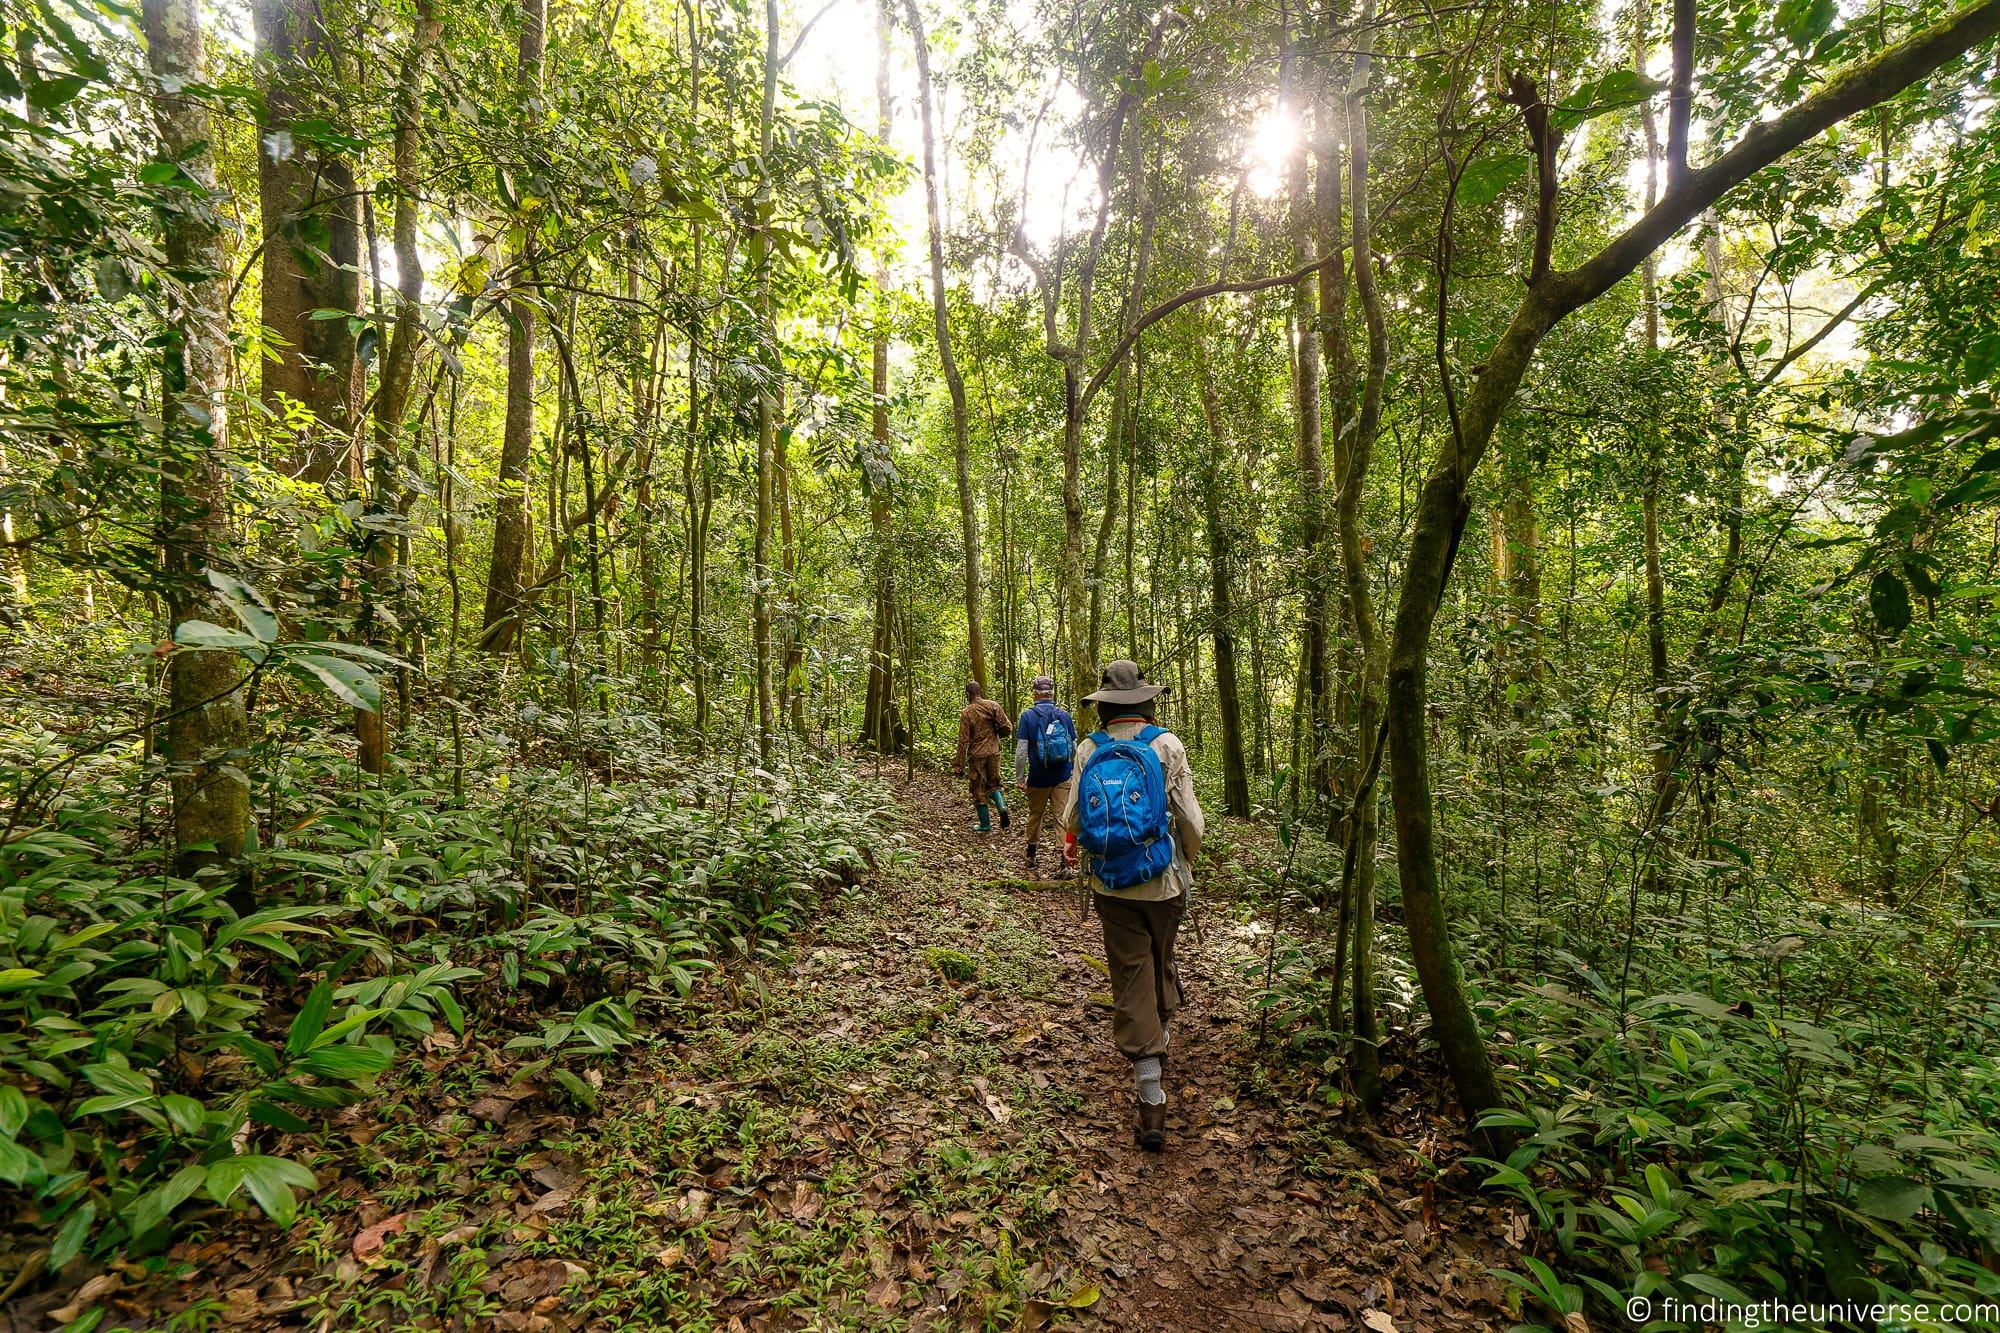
[{"xmin": 1060, "ymin": 718, "xmax": 1205, "ymax": 902}]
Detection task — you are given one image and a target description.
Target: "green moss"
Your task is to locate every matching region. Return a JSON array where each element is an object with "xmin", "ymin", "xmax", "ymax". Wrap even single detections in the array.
[{"xmin": 925, "ymin": 946, "xmax": 978, "ymax": 982}]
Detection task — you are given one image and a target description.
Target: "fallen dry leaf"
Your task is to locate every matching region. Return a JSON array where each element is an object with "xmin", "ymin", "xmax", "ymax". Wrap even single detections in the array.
[
  {"xmin": 50, "ymin": 1273, "xmax": 123, "ymax": 1325},
  {"xmin": 353, "ymin": 1211, "xmax": 412, "ymax": 1262}
]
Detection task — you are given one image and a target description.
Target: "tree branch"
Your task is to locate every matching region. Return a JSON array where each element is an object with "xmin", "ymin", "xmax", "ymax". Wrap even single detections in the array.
[
  {"xmin": 1558, "ymin": 0, "xmax": 2000, "ymax": 316},
  {"xmin": 1079, "ymin": 252, "xmax": 1342, "ymax": 410},
  {"xmin": 1758, "ymin": 275, "xmax": 1887, "ymax": 385},
  {"xmin": 1502, "ymin": 72, "xmax": 1560, "ymax": 287}
]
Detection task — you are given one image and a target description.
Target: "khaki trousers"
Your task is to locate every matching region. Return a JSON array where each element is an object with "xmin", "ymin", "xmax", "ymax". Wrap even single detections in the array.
[
  {"xmin": 1094, "ymin": 893, "xmax": 1184, "ymax": 1061},
  {"xmin": 1023, "ymin": 779, "xmax": 1072, "ymax": 852}
]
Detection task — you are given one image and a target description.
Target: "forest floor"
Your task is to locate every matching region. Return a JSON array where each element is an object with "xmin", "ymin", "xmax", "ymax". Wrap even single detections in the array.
[{"xmin": 46, "ymin": 761, "xmax": 1521, "ymax": 1333}]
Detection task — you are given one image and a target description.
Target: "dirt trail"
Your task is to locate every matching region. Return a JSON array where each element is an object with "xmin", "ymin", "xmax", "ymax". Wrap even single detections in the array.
[{"xmin": 870, "ymin": 763, "xmax": 1511, "ymax": 1332}]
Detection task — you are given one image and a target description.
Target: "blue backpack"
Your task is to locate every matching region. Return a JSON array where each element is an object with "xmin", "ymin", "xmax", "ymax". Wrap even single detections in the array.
[
  {"xmin": 1076, "ymin": 726, "xmax": 1175, "ymax": 890},
  {"xmin": 1033, "ymin": 704, "xmax": 1075, "ymax": 767}
]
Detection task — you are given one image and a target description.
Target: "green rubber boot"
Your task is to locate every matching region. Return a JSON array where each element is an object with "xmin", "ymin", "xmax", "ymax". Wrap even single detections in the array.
[{"xmin": 975, "ymin": 803, "xmax": 992, "ymax": 833}]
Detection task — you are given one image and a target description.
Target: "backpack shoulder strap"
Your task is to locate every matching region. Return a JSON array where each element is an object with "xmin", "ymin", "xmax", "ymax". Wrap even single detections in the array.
[
  {"xmin": 1089, "ymin": 730, "xmax": 1113, "ymax": 747},
  {"xmin": 1136, "ymin": 725, "xmax": 1165, "ymax": 744}
]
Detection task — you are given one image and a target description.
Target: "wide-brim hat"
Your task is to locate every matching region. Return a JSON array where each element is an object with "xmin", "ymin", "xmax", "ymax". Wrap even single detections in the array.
[{"xmin": 1082, "ymin": 659, "xmax": 1169, "ymax": 705}]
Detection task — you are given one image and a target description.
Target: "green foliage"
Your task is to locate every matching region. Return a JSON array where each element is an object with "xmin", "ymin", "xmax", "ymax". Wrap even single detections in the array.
[
  {"xmin": 1464, "ymin": 893, "xmax": 2000, "ymax": 1324},
  {"xmin": 925, "ymin": 946, "xmax": 978, "ymax": 982},
  {"xmin": 0, "ymin": 709, "xmax": 888, "ymax": 1275}
]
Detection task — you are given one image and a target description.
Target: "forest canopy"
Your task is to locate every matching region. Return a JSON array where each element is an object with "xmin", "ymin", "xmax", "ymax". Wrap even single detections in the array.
[{"xmin": 3, "ymin": 0, "xmax": 2000, "ymax": 1323}]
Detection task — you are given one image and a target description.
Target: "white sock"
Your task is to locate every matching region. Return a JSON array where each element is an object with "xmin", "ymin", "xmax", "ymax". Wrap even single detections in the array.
[{"xmin": 1134, "ymin": 1055, "xmax": 1165, "ymax": 1105}]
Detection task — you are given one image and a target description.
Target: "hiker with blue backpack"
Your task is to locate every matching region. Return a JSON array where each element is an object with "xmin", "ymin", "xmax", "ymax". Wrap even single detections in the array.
[
  {"xmin": 1060, "ymin": 659, "xmax": 1205, "ymax": 1152},
  {"xmin": 1013, "ymin": 675, "xmax": 1079, "ymax": 879}
]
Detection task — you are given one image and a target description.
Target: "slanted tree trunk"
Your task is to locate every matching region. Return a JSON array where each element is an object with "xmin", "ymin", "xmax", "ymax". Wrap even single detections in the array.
[
  {"xmin": 253, "ymin": 0, "xmax": 361, "ymax": 484},
  {"xmin": 1384, "ymin": 0, "xmax": 2000, "ymax": 1127},
  {"xmin": 479, "ymin": 0, "xmax": 545, "ymax": 654},
  {"xmin": 905, "ymin": 0, "xmax": 985, "ymax": 691},
  {"xmin": 143, "ymin": 0, "xmax": 253, "ymax": 874}
]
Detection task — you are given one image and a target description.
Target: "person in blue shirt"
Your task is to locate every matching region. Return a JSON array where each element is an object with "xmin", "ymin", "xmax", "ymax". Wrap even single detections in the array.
[{"xmin": 1013, "ymin": 674, "xmax": 1078, "ymax": 879}]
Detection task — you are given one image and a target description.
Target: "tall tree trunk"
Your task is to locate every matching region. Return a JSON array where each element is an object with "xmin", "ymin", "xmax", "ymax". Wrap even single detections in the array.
[
  {"xmin": 143, "ymin": 0, "xmax": 253, "ymax": 874},
  {"xmin": 1286, "ymin": 77, "xmax": 1332, "ymax": 813},
  {"xmin": 1335, "ymin": 21, "xmax": 1387, "ymax": 1106},
  {"xmin": 1501, "ymin": 450, "xmax": 1544, "ymax": 676},
  {"xmin": 751, "ymin": 0, "xmax": 778, "ymax": 760},
  {"xmin": 861, "ymin": 0, "xmax": 897, "ymax": 750},
  {"xmin": 253, "ymin": 0, "xmax": 361, "ymax": 484},
  {"xmin": 1124, "ymin": 342, "xmax": 1142, "ymax": 660},
  {"xmin": 479, "ymin": 0, "xmax": 545, "ymax": 653},
  {"xmin": 905, "ymin": 0, "xmax": 985, "ymax": 690},
  {"xmin": 356, "ymin": 0, "xmax": 436, "ymax": 773},
  {"xmin": 1635, "ymin": 4, "xmax": 1681, "ymax": 893},
  {"xmin": 680, "ymin": 0, "xmax": 709, "ymax": 740},
  {"xmin": 1196, "ymin": 334, "xmax": 1251, "ymax": 818},
  {"xmin": 1089, "ymin": 169, "xmax": 1154, "ymax": 665},
  {"xmin": 1021, "ymin": 17, "xmax": 1165, "ymax": 712},
  {"xmin": 778, "ymin": 422, "xmax": 805, "ymax": 736}
]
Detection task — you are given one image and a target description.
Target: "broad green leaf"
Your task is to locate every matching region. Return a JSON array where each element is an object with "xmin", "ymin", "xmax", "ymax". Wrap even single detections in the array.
[
  {"xmin": 297, "ymin": 1045, "xmax": 394, "ymax": 1080},
  {"xmin": 286, "ymin": 653, "xmax": 382, "ymax": 712},
  {"xmin": 1854, "ymin": 1174, "xmax": 1929, "ymax": 1221},
  {"xmin": 0, "ymin": 1136, "xmax": 43, "ymax": 1186},
  {"xmin": 160, "ymin": 1095, "xmax": 205, "ymax": 1137},
  {"xmin": 27, "ymin": 74, "xmax": 91, "ymax": 110},
  {"xmin": 207, "ymin": 1154, "xmax": 315, "ymax": 1226},
  {"xmin": 173, "ymin": 620, "xmax": 264, "ymax": 653},
  {"xmin": 205, "ymin": 570, "xmax": 279, "ymax": 644},
  {"xmin": 1776, "ymin": 0, "xmax": 1837, "ymax": 48},
  {"xmin": 286, "ymin": 981, "xmax": 334, "ymax": 1059},
  {"xmin": 1455, "ymin": 153, "xmax": 1530, "ymax": 209},
  {"xmin": 1553, "ymin": 69, "xmax": 1663, "ymax": 130},
  {"xmin": 50, "ymin": 1200, "xmax": 96, "ymax": 1269}
]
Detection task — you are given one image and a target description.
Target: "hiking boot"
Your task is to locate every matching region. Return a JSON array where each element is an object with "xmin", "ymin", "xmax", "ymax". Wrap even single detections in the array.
[
  {"xmin": 1052, "ymin": 863, "xmax": 1075, "ymax": 881},
  {"xmin": 1135, "ymin": 1099, "xmax": 1166, "ymax": 1152},
  {"xmin": 1024, "ymin": 845, "xmax": 1039, "ymax": 875}
]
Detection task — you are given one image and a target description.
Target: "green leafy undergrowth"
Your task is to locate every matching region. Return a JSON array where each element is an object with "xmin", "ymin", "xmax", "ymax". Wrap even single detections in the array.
[
  {"xmin": 1470, "ymin": 906, "xmax": 2000, "ymax": 1331},
  {"xmin": 0, "ymin": 711, "xmax": 890, "ymax": 1298}
]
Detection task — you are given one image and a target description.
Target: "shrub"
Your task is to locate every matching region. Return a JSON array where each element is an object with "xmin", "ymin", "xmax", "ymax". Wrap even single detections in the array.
[{"xmin": 0, "ymin": 709, "xmax": 892, "ymax": 1275}]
